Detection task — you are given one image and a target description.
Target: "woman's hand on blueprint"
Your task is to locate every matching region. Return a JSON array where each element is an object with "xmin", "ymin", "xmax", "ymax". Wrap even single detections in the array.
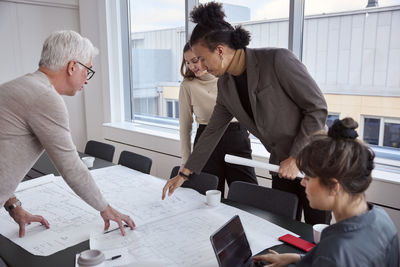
[
  {"xmin": 9, "ymin": 206, "xmax": 50, "ymax": 238},
  {"xmin": 162, "ymin": 175, "xmax": 186, "ymax": 200},
  {"xmin": 100, "ymin": 205, "xmax": 135, "ymax": 236}
]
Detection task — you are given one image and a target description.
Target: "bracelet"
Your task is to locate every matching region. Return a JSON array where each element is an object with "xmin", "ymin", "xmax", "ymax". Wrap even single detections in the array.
[{"xmin": 178, "ymin": 171, "xmax": 192, "ymax": 180}]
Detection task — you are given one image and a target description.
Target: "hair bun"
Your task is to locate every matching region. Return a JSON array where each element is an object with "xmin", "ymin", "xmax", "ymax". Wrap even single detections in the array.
[
  {"xmin": 231, "ymin": 26, "xmax": 251, "ymax": 49},
  {"xmin": 328, "ymin": 118, "xmax": 359, "ymax": 140},
  {"xmin": 190, "ymin": 2, "xmax": 226, "ymax": 27}
]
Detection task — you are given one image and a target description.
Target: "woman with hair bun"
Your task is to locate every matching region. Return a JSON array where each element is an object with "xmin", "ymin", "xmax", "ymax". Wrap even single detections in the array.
[
  {"xmin": 179, "ymin": 42, "xmax": 257, "ymax": 193},
  {"xmin": 163, "ymin": 2, "xmax": 330, "ymax": 225},
  {"xmin": 253, "ymin": 118, "xmax": 399, "ymax": 267}
]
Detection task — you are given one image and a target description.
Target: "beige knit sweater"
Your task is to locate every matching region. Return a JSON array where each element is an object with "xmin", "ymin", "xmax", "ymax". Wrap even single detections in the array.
[
  {"xmin": 0, "ymin": 71, "xmax": 107, "ymax": 211},
  {"xmin": 179, "ymin": 73, "xmax": 237, "ymax": 164}
]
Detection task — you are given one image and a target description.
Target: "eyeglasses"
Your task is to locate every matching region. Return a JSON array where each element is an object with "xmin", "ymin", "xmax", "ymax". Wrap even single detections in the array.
[{"xmin": 77, "ymin": 61, "xmax": 95, "ymax": 80}]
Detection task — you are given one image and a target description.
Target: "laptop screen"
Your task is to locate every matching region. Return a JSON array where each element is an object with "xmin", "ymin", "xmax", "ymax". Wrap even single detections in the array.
[{"xmin": 210, "ymin": 215, "xmax": 253, "ymax": 267}]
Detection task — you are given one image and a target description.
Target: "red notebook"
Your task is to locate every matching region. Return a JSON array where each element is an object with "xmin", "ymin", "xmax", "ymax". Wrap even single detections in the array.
[{"xmin": 278, "ymin": 234, "xmax": 315, "ymax": 252}]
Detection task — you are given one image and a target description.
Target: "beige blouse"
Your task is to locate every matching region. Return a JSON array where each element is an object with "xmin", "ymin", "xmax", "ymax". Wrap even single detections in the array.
[{"xmin": 179, "ymin": 74, "xmax": 237, "ymax": 164}]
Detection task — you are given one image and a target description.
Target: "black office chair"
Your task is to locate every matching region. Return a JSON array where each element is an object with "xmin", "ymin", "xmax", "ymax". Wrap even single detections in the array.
[
  {"xmin": 170, "ymin": 165, "xmax": 180, "ymax": 178},
  {"xmin": 228, "ymin": 181, "xmax": 299, "ymax": 220},
  {"xmin": 84, "ymin": 140, "xmax": 115, "ymax": 162},
  {"xmin": 118, "ymin": 150, "xmax": 152, "ymax": 174},
  {"xmin": 170, "ymin": 166, "xmax": 219, "ymax": 195}
]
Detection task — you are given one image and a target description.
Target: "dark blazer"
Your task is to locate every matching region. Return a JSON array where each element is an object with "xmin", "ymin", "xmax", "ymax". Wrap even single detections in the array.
[{"xmin": 185, "ymin": 48, "xmax": 327, "ymax": 172}]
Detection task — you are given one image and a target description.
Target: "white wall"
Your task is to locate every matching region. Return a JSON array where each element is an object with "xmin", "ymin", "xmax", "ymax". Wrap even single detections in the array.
[
  {"xmin": 0, "ymin": 0, "xmax": 87, "ymax": 150},
  {"xmin": 78, "ymin": 0, "xmax": 108, "ymax": 144}
]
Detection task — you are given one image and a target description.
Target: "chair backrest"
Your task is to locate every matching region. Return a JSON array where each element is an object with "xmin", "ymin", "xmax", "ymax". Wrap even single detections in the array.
[
  {"xmin": 170, "ymin": 166, "xmax": 180, "ymax": 178},
  {"xmin": 227, "ymin": 181, "xmax": 299, "ymax": 220},
  {"xmin": 84, "ymin": 140, "xmax": 115, "ymax": 162},
  {"xmin": 118, "ymin": 151, "xmax": 152, "ymax": 174},
  {"xmin": 169, "ymin": 166, "xmax": 218, "ymax": 195}
]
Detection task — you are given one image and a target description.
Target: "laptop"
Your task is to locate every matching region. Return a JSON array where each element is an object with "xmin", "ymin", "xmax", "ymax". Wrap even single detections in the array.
[{"xmin": 210, "ymin": 215, "xmax": 267, "ymax": 267}]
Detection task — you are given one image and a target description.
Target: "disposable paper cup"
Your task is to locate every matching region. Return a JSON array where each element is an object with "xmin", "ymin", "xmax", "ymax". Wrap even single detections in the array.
[
  {"xmin": 206, "ymin": 190, "xmax": 221, "ymax": 207},
  {"xmin": 313, "ymin": 224, "xmax": 329, "ymax": 244},
  {"xmin": 82, "ymin": 157, "xmax": 95, "ymax": 168},
  {"xmin": 78, "ymin": 249, "xmax": 105, "ymax": 267}
]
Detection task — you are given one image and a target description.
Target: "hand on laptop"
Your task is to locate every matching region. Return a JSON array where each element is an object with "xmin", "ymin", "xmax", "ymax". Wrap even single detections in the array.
[{"xmin": 253, "ymin": 250, "xmax": 301, "ymax": 267}]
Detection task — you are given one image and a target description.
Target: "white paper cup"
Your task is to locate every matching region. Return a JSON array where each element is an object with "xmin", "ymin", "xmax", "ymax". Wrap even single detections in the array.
[
  {"xmin": 206, "ymin": 190, "xmax": 221, "ymax": 206},
  {"xmin": 313, "ymin": 224, "xmax": 329, "ymax": 244},
  {"xmin": 82, "ymin": 157, "xmax": 95, "ymax": 168},
  {"xmin": 78, "ymin": 249, "xmax": 105, "ymax": 267}
]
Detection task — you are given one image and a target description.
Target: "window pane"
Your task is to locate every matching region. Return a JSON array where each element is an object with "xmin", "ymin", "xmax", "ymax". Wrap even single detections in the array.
[
  {"xmin": 364, "ymin": 118, "xmax": 380, "ymax": 145},
  {"xmin": 384, "ymin": 122, "xmax": 400, "ymax": 148},
  {"xmin": 166, "ymin": 101, "xmax": 173, "ymax": 118},
  {"xmin": 303, "ymin": 1, "xmax": 400, "ymax": 148},
  {"xmin": 200, "ymin": 1, "xmax": 289, "ymax": 49},
  {"xmin": 148, "ymin": 97, "xmax": 158, "ymax": 115},
  {"xmin": 133, "ymin": 98, "xmax": 141, "ymax": 114},
  {"xmin": 175, "ymin": 101, "xmax": 179, "ymax": 119},
  {"xmin": 129, "ymin": 0, "xmax": 184, "ymax": 124},
  {"xmin": 327, "ymin": 114, "xmax": 339, "ymax": 128}
]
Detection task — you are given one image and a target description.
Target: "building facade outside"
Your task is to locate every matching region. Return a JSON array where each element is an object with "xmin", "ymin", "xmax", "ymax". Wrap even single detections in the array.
[{"xmin": 130, "ymin": 5, "xmax": 400, "ymax": 151}]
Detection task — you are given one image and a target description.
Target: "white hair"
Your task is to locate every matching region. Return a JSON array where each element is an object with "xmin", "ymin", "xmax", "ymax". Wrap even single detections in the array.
[{"xmin": 39, "ymin": 30, "xmax": 99, "ymax": 71}]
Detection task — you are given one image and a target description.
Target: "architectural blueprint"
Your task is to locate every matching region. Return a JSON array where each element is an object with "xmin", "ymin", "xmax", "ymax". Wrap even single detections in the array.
[{"xmin": 0, "ymin": 165, "xmax": 295, "ymax": 265}]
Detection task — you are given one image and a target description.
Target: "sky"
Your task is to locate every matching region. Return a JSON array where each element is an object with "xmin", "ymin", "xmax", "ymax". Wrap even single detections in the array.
[{"xmin": 130, "ymin": 0, "xmax": 400, "ymax": 32}]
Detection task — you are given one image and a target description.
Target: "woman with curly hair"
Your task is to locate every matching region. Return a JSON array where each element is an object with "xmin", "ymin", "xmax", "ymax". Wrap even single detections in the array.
[
  {"xmin": 253, "ymin": 118, "xmax": 399, "ymax": 267},
  {"xmin": 163, "ymin": 2, "xmax": 329, "ymax": 225},
  {"xmin": 179, "ymin": 42, "xmax": 257, "ymax": 193}
]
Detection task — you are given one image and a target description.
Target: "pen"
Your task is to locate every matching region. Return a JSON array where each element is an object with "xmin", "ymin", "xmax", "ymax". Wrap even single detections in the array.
[
  {"xmin": 104, "ymin": 224, "xmax": 130, "ymax": 234},
  {"xmin": 106, "ymin": 255, "xmax": 122, "ymax": 261}
]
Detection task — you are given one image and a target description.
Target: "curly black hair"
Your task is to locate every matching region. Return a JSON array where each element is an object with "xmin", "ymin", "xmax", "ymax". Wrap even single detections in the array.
[
  {"xmin": 189, "ymin": 2, "xmax": 251, "ymax": 51},
  {"xmin": 190, "ymin": 2, "xmax": 226, "ymax": 27}
]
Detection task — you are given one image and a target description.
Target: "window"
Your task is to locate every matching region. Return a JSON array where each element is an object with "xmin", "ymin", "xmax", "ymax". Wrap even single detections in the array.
[
  {"xmin": 119, "ymin": 1, "xmax": 400, "ymax": 157},
  {"xmin": 127, "ymin": 0, "xmax": 185, "ymax": 126},
  {"xmin": 303, "ymin": 1, "xmax": 400, "ymax": 153},
  {"xmin": 362, "ymin": 116, "xmax": 400, "ymax": 149},
  {"xmin": 384, "ymin": 122, "xmax": 400, "ymax": 148},
  {"xmin": 125, "ymin": 0, "xmax": 289, "ymax": 129},
  {"xmin": 133, "ymin": 97, "xmax": 158, "ymax": 116},
  {"xmin": 200, "ymin": 0, "xmax": 289, "ymax": 49},
  {"xmin": 363, "ymin": 117, "xmax": 380, "ymax": 145},
  {"xmin": 165, "ymin": 99, "xmax": 179, "ymax": 119},
  {"xmin": 327, "ymin": 113, "xmax": 340, "ymax": 128}
]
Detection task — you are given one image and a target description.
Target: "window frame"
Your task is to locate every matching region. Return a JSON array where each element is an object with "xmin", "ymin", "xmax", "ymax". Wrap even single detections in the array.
[
  {"xmin": 361, "ymin": 115, "xmax": 400, "ymax": 148},
  {"xmin": 124, "ymin": 0, "xmax": 304, "ymax": 127},
  {"xmin": 114, "ymin": 0, "xmax": 400, "ymax": 161}
]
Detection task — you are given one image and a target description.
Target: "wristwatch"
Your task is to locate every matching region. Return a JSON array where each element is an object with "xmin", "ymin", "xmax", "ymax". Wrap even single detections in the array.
[
  {"xmin": 5, "ymin": 200, "xmax": 21, "ymax": 212},
  {"xmin": 178, "ymin": 171, "xmax": 192, "ymax": 180}
]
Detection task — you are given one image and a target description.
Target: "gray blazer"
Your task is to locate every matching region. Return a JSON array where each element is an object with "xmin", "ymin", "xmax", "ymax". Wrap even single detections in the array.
[{"xmin": 185, "ymin": 48, "xmax": 327, "ymax": 172}]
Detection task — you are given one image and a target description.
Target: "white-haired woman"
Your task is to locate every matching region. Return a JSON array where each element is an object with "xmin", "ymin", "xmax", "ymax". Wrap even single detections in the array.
[{"xmin": 0, "ymin": 30, "xmax": 135, "ymax": 237}]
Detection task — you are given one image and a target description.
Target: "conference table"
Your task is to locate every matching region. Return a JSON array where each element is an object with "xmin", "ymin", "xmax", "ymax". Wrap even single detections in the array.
[{"xmin": 0, "ymin": 152, "xmax": 313, "ymax": 267}]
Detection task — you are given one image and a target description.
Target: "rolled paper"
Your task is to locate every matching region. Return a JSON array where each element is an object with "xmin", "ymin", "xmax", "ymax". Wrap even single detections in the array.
[{"xmin": 224, "ymin": 154, "xmax": 304, "ymax": 179}]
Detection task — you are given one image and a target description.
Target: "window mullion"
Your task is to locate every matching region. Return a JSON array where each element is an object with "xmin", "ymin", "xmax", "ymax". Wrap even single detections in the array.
[
  {"xmin": 288, "ymin": 0, "xmax": 305, "ymax": 60},
  {"xmin": 379, "ymin": 117, "xmax": 385, "ymax": 146}
]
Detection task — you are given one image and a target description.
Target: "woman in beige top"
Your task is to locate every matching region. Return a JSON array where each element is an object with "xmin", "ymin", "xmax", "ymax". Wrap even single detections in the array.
[{"xmin": 179, "ymin": 42, "xmax": 257, "ymax": 193}]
